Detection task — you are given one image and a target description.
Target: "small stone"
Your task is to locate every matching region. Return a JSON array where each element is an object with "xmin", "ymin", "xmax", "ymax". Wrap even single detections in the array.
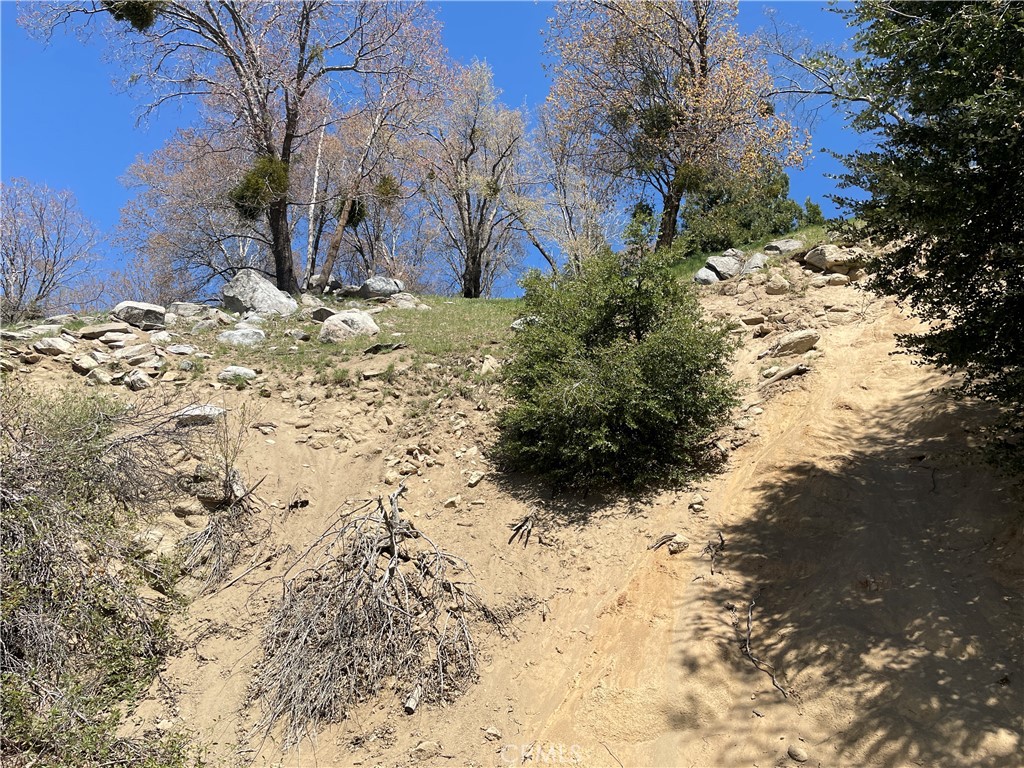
[
  {"xmin": 217, "ymin": 365, "xmax": 258, "ymax": 382},
  {"xmin": 86, "ymin": 368, "xmax": 114, "ymax": 385},
  {"xmin": 667, "ymin": 535, "xmax": 689, "ymax": 555},
  {"xmin": 466, "ymin": 471, "xmax": 485, "ymax": 488},
  {"xmin": 174, "ymin": 405, "xmax": 226, "ymax": 428},
  {"xmin": 787, "ymin": 744, "xmax": 809, "ymax": 763},
  {"xmin": 409, "ymin": 741, "xmax": 441, "ymax": 761},
  {"xmin": 71, "ymin": 355, "xmax": 99, "ymax": 374},
  {"xmin": 479, "ymin": 355, "xmax": 500, "ymax": 375},
  {"xmin": 384, "ymin": 469, "xmax": 401, "ymax": 485},
  {"xmin": 112, "ymin": 300, "xmax": 166, "ymax": 330},
  {"xmin": 740, "ymin": 313, "xmax": 765, "ymax": 326},
  {"xmin": 217, "ymin": 328, "xmax": 266, "ymax": 347},
  {"xmin": 124, "ymin": 369, "xmax": 154, "ymax": 391},
  {"xmin": 443, "ymin": 495, "xmax": 461, "ymax": 509},
  {"xmin": 78, "ymin": 321, "xmax": 132, "ymax": 339},
  {"xmin": 32, "ymin": 337, "xmax": 74, "ymax": 356},
  {"xmin": 483, "ymin": 726, "xmax": 502, "ymax": 742},
  {"xmin": 149, "ymin": 330, "xmax": 173, "ymax": 345},
  {"xmin": 166, "ymin": 344, "xmax": 196, "ymax": 355}
]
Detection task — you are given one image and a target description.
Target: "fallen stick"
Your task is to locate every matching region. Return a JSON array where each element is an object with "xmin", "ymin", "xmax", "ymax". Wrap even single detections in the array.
[
  {"xmin": 507, "ymin": 515, "xmax": 533, "ymax": 547},
  {"xmin": 742, "ymin": 593, "xmax": 788, "ymax": 698},
  {"xmin": 759, "ymin": 363, "xmax": 810, "ymax": 389},
  {"xmin": 701, "ymin": 532, "xmax": 726, "ymax": 575}
]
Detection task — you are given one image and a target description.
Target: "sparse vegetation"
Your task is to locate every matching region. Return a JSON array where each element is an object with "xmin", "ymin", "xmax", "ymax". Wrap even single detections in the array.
[{"xmin": 0, "ymin": 386, "xmax": 203, "ymax": 767}]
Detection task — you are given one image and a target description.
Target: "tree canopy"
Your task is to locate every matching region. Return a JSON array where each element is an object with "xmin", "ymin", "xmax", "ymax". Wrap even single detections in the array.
[{"xmin": 833, "ymin": 0, "xmax": 1024, "ymax": 469}]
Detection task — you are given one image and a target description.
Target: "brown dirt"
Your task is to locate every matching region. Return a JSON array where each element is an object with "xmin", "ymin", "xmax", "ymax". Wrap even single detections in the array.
[{"xmin": 9, "ymin": 269, "xmax": 1022, "ymax": 767}]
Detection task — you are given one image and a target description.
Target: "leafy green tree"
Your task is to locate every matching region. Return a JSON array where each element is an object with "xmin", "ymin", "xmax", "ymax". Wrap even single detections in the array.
[
  {"xmin": 832, "ymin": 1, "xmax": 1024, "ymax": 468},
  {"xmin": 496, "ymin": 249, "xmax": 736, "ymax": 489}
]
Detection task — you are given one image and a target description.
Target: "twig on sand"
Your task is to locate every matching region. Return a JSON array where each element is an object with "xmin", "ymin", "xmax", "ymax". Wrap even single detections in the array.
[
  {"xmin": 700, "ymin": 532, "xmax": 726, "ymax": 574},
  {"xmin": 600, "ymin": 741, "xmax": 624, "ymax": 768},
  {"xmin": 759, "ymin": 363, "xmax": 810, "ymax": 389},
  {"xmin": 740, "ymin": 592, "xmax": 789, "ymax": 698}
]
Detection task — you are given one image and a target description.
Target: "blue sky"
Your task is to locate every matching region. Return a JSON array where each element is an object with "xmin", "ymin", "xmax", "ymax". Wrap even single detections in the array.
[{"xmin": 1, "ymin": 1, "xmax": 861, "ymax": 275}]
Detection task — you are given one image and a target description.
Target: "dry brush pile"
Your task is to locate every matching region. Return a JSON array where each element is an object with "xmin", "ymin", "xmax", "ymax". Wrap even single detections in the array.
[{"xmin": 251, "ymin": 484, "xmax": 498, "ymax": 746}]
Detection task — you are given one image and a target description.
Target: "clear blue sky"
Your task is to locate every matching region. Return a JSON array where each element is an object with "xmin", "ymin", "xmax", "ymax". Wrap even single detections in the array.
[{"xmin": 1, "ymin": 1, "xmax": 861, "ymax": 274}]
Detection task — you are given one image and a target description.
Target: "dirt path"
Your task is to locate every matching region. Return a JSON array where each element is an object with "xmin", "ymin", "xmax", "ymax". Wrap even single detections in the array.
[
  {"xmin": 111, "ymin": 283, "xmax": 1021, "ymax": 768},
  {"xmin": 526, "ymin": 307, "xmax": 1023, "ymax": 768}
]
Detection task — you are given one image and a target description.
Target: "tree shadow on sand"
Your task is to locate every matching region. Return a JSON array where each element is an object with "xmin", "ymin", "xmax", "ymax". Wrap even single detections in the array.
[{"xmin": 678, "ymin": 388, "xmax": 1023, "ymax": 766}]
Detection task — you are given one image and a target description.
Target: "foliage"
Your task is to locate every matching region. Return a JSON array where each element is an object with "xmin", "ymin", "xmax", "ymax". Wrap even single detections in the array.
[
  {"xmin": 545, "ymin": 1, "xmax": 807, "ymax": 249},
  {"xmin": 228, "ymin": 156, "xmax": 290, "ymax": 222},
  {"xmin": 832, "ymin": 0, "xmax": 1024, "ymax": 471},
  {"xmin": 0, "ymin": 387, "xmax": 203, "ymax": 766},
  {"xmin": 1, "ymin": 178, "xmax": 103, "ymax": 322},
  {"xmin": 102, "ymin": 0, "xmax": 164, "ymax": 31},
  {"xmin": 679, "ymin": 166, "xmax": 804, "ymax": 254},
  {"xmin": 496, "ymin": 249, "xmax": 737, "ymax": 489}
]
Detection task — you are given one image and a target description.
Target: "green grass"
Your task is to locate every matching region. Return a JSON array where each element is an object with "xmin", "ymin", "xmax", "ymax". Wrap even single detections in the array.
[{"xmin": 667, "ymin": 222, "xmax": 831, "ymax": 281}]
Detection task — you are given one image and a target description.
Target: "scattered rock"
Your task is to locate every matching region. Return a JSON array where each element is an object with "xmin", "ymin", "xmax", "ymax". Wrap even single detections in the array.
[
  {"xmin": 124, "ymin": 369, "xmax": 155, "ymax": 391},
  {"xmin": 166, "ymin": 344, "xmax": 196, "ymax": 355},
  {"xmin": 286, "ymin": 329, "xmax": 311, "ymax": 341},
  {"xmin": 388, "ymin": 292, "xmax": 429, "ymax": 310},
  {"xmin": 706, "ymin": 254, "xmax": 743, "ymax": 280},
  {"xmin": 828, "ymin": 274, "xmax": 851, "ymax": 286},
  {"xmin": 764, "ymin": 274, "xmax": 791, "ymax": 295},
  {"xmin": 771, "ymin": 329, "xmax": 821, "ymax": 357},
  {"xmin": 787, "ymin": 743, "xmax": 809, "ymax": 763},
  {"xmin": 112, "ymin": 301, "xmax": 166, "ymax": 330},
  {"xmin": 764, "ymin": 238, "xmax": 804, "ymax": 255},
  {"xmin": 32, "ymin": 337, "xmax": 74, "ymax": 356},
  {"xmin": 410, "ymin": 741, "xmax": 441, "ymax": 762},
  {"xmin": 741, "ymin": 252, "xmax": 769, "ymax": 274},
  {"xmin": 86, "ymin": 368, "xmax": 114, "ymax": 385},
  {"xmin": 510, "ymin": 315, "xmax": 540, "ymax": 331},
  {"xmin": 318, "ymin": 310, "xmax": 380, "ymax": 343},
  {"xmin": 467, "ymin": 471, "xmax": 485, "ymax": 488},
  {"xmin": 483, "ymin": 726, "xmax": 502, "ymax": 742},
  {"xmin": 221, "ymin": 269, "xmax": 298, "ymax": 316},
  {"xmin": 804, "ymin": 244, "xmax": 868, "ymax": 274},
  {"xmin": 217, "ymin": 328, "xmax": 266, "ymax": 347},
  {"xmin": 357, "ymin": 275, "xmax": 405, "ymax": 299},
  {"xmin": 218, "ymin": 366, "xmax": 257, "ymax": 382},
  {"xmin": 167, "ymin": 302, "xmax": 208, "ymax": 318},
  {"xmin": 78, "ymin": 321, "xmax": 132, "ymax": 339},
  {"xmin": 71, "ymin": 355, "xmax": 99, "ymax": 374},
  {"xmin": 740, "ymin": 313, "xmax": 765, "ymax": 326},
  {"xmin": 694, "ymin": 267, "xmax": 720, "ymax": 285},
  {"xmin": 299, "ymin": 292, "xmax": 324, "ymax": 308},
  {"xmin": 149, "ymin": 330, "xmax": 173, "ymax": 345},
  {"xmin": 443, "ymin": 495, "xmax": 461, "ymax": 509},
  {"xmin": 174, "ymin": 405, "xmax": 226, "ymax": 427}
]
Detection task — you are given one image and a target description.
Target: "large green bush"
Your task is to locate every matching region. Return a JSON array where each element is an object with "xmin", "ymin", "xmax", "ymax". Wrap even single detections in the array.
[{"xmin": 496, "ymin": 249, "xmax": 737, "ymax": 489}]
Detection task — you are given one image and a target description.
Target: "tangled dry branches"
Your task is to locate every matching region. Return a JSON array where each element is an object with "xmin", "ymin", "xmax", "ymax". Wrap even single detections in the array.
[{"xmin": 251, "ymin": 483, "xmax": 495, "ymax": 746}]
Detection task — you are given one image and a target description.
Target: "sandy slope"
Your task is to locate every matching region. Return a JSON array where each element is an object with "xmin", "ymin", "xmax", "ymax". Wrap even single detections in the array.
[{"xmin": 101, "ymin": 276, "xmax": 1023, "ymax": 768}]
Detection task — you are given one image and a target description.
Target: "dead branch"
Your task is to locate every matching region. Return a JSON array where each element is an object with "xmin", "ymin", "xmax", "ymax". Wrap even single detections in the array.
[
  {"xmin": 250, "ymin": 482, "xmax": 498, "ymax": 746},
  {"xmin": 507, "ymin": 514, "xmax": 533, "ymax": 547},
  {"xmin": 648, "ymin": 532, "xmax": 677, "ymax": 551},
  {"xmin": 738, "ymin": 592, "xmax": 789, "ymax": 698},
  {"xmin": 759, "ymin": 363, "xmax": 811, "ymax": 389},
  {"xmin": 700, "ymin": 532, "xmax": 726, "ymax": 575}
]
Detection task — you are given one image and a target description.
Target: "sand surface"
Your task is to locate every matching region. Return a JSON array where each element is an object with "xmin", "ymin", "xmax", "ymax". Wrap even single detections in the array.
[{"xmin": 20, "ymin": 274, "xmax": 1018, "ymax": 767}]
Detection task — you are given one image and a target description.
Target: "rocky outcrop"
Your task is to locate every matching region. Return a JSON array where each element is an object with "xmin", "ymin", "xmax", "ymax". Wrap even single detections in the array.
[
  {"xmin": 112, "ymin": 301, "xmax": 166, "ymax": 330},
  {"xmin": 221, "ymin": 269, "xmax": 298, "ymax": 317},
  {"xmin": 319, "ymin": 310, "xmax": 380, "ymax": 343}
]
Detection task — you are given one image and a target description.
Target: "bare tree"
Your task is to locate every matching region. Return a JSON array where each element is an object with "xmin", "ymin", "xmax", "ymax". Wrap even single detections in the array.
[
  {"xmin": 117, "ymin": 129, "xmax": 271, "ymax": 303},
  {"xmin": 1, "ymin": 178, "xmax": 102, "ymax": 322},
  {"xmin": 546, "ymin": 0, "xmax": 807, "ymax": 250},
  {"xmin": 23, "ymin": 0, "xmax": 435, "ymax": 294},
  {"xmin": 421, "ymin": 62, "xmax": 526, "ymax": 298}
]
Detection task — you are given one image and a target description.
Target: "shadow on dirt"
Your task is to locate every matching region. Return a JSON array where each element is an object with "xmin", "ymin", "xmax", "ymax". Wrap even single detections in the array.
[{"xmin": 682, "ymin": 388, "xmax": 1023, "ymax": 766}]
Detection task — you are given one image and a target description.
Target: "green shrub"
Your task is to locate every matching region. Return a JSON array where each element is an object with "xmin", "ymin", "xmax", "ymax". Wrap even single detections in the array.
[
  {"xmin": 496, "ymin": 249, "xmax": 737, "ymax": 489},
  {"xmin": 228, "ymin": 155, "xmax": 289, "ymax": 221}
]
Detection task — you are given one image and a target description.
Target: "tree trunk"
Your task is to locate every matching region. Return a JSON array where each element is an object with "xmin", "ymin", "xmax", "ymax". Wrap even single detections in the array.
[
  {"xmin": 656, "ymin": 179, "xmax": 683, "ymax": 251},
  {"xmin": 316, "ymin": 195, "xmax": 356, "ymax": 292},
  {"xmin": 462, "ymin": 248, "xmax": 483, "ymax": 298},
  {"xmin": 267, "ymin": 198, "xmax": 299, "ymax": 293}
]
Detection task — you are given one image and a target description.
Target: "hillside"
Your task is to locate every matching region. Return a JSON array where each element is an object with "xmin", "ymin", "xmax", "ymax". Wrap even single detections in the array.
[{"xmin": 2, "ymin": 250, "xmax": 1022, "ymax": 768}]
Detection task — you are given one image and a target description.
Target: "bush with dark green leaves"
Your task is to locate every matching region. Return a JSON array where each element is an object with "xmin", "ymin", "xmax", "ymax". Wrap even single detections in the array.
[
  {"xmin": 496, "ymin": 249, "xmax": 737, "ymax": 489},
  {"xmin": 832, "ymin": 1, "xmax": 1024, "ymax": 472},
  {"xmin": 228, "ymin": 155, "xmax": 289, "ymax": 221}
]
